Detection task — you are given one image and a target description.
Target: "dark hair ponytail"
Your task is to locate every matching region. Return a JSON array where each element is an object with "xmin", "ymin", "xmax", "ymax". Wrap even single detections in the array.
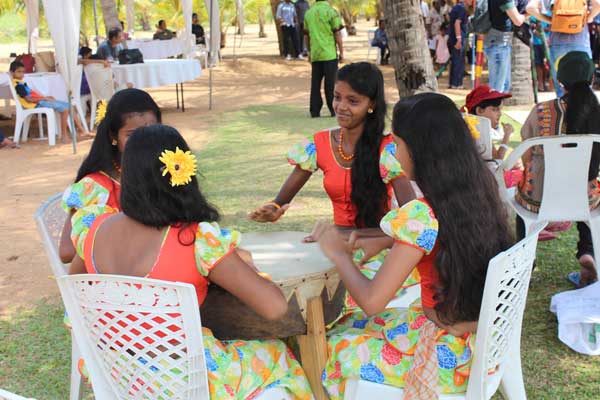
[
  {"xmin": 337, "ymin": 62, "xmax": 388, "ymax": 228},
  {"xmin": 563, "ymin": 81, "xmax": 600, "ymax": 180}
]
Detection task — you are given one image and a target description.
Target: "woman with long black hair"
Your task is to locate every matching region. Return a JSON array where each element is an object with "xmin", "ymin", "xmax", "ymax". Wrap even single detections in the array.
[
  {"xmin": 517, "ymin": 51, "xmax": 600, "ymax": 287},
  {"xmin": 314, "ymin": 93, "xmax": 513, "ymax": 398},
  {"xmin": 249, "ymin": 62, "xmax": 417, "ymax": 311},
  {"xmin": 59, "ymin": 89, "xmax": 161, "ymax": 263}
]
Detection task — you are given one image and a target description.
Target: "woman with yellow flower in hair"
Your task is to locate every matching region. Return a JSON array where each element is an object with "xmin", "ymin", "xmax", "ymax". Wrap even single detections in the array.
[
  {"xmin": 68, "ymin": 125, "xmax": 313, "ymax": 399},
  {"xmin": 59, "ymin": 88, "xmax": 161, "ymax": 263}
]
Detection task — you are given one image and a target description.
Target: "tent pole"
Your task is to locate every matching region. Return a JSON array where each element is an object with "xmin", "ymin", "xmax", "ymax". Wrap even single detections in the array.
[
  {"xmin": 68, "ymin": 93, "xmax": 77, "ymax": 154},
  {"xmin": 92, "ymin": 0, "xmax": 100, "ymax": 47},
  {"xmin": 209, "ymin": 0, "xmax": 214, "ymax": 110}
]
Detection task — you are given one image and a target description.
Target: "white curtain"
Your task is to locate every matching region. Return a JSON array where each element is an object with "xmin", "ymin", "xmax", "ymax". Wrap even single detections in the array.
[
  {"xmin": 24, "ymin": 0, "xmax": 39, "ymax": 54},
  {"xmin": 125, "ymin": 0, "xmax": 135, "ymax": 36},
  {"xmin": 182, "ymin": 0, "xmax": 194, "ymax": 56},
  {"xmin": 204, "ymin": 0, "xmax": 221, "ymax": 63},
  {"xmin": 42, "ymin": 0, "xmax": 81, "ymax": 147}
]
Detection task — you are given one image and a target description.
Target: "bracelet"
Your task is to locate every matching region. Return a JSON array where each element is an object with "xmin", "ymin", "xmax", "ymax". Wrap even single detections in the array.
[
  {"xmin": 498, "ymin": 144, "xmax": 510, "ymax": 151},
  {"xmin": 266, "ymin": 201, "xmax": 281, "ymax": 210}
]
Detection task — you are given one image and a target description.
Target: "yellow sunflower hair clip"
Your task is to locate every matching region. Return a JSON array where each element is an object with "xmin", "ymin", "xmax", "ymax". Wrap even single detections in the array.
[
  {"xmin": 463, "ymin": 115, "xmax": 481, "ymax": 140},
  {"xmin": 159, "ymin": 147, "xmax": 197, "ymax": 187},
  {"xmin": 95, "ymin": 100, "xmax": 108, "ymax": 127}
]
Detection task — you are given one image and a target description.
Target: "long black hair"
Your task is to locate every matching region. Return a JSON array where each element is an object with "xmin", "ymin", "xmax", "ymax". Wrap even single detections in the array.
[
  {"xmin": 75, "ymin": 89, "xmax": 161, "ymax": 182},
  {"xmin": 120, "ymin": 125, "xmax": 220, "ymax": 243},
  {"xmin": 562, "ymin": 81, "xmax": 600, "ymax": 180},
  {"xmin": 337, "ymin": 62, "xmax": 388, "ymax": 228},
  {"xmin": 392, "ymin": 93, "xmax": 513, "ymax": 324}
]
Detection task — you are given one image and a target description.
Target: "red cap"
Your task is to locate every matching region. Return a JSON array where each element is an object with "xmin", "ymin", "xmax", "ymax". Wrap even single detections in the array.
[{"xmin": 464, "ymin": 85, "xmax": 512, "ymax": 113}]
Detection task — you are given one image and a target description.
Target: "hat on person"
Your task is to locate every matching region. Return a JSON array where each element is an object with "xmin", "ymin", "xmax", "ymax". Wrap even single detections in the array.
[
  {"xmin": 557, "ymin": 51, "xmax": 595, "ymax": 87},
  {"xmin": 464, "ymin": 85, "xmax": 512, "ymax": 113}
]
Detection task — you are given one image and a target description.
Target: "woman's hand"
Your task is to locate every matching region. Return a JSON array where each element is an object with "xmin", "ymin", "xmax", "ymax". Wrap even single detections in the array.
[
  {"xmin": 350, "ymin": 236, "xmax": 394, "ymax": 265},
  {"xmin": 235, "ymin": 248, "xmax": 258, "ymax": 271},
  {"xmin": 248, "ymin": 203, "xmax": 289, "ymax": 223},
  {"xmin": 312, "ymin": 221, "xmax": 352, "ymax": 263}
]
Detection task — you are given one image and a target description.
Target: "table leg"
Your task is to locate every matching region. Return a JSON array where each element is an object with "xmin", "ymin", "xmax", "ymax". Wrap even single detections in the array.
[
  {"xmin": 181, "ymin": 83, "xmax": 185, "ymax": 112},
  {"xmin": 176, "ymin": 83, "xmax": 180, "ymax": 110},
  {"xmin": 297, "ymin": 296, "xmax": 329, "ymax": 400}
]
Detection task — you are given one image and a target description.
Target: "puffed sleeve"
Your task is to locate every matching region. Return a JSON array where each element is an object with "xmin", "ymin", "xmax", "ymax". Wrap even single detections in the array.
[
  {"xmin": 70, "ymin": 205, "xmax": 117, "ymax": 259},
  {"xmin": 286, "ymin": 136, "xmax": 318, "ymax": 172},
  {"xmin": 61, "ymin": 176, "xmax": 111, "ymax": 214},
  {"xmin": 380, "ymin": 199, "xmax": 439, "ymax": 255},
  {"xmin": 380, "ymin": 142, "xmax": 406, "ymax": 183},
  {"xmin": 194, "ymin": 222, "xmax": 242, "ymax": 276}
]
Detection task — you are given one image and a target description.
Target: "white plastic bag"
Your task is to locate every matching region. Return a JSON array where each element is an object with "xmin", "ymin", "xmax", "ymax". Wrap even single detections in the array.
[{"xmin": 550, "ymin": 281, "xmax": 600, "ymax": 355}]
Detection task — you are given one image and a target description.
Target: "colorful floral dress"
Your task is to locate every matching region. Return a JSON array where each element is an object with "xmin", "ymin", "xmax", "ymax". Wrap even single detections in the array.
[
  {"xmin": 322, "ymin": 200, "xmax": 475, "ymax": 399},
  {"xmin": 287, "ymin": 130, "xmax": 420, "ymax": 314},
  {"xmin": 61, "ymin": 171, "xmax": 121, "ymax": 214},
  {"xmin": 70, "ymin": 205, "xmax": 313, "ymax": 400}
]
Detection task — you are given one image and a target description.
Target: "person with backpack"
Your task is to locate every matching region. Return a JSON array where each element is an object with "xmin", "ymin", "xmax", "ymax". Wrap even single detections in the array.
[
  {"xmin": 526, "ymin": 0, "xmax": 600, "ymax": 97},
  {"xmin": 484, "ymin": 0, "xmax": 526, "ymax": 93}
]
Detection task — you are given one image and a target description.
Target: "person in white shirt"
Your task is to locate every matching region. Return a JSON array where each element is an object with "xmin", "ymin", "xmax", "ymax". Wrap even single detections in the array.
[{"xmin": 276, "ymin": 0, "xmax": 304, "ymax": 60}]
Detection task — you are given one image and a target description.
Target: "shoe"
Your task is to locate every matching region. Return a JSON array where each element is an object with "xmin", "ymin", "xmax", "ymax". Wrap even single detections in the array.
[
  {"xmin": 298, "ymin": 54, "xmax": 305, "ymax": 60},
  {"xmin": 286, "ymin": 55, "xmax": 292, "ymax": 61}
]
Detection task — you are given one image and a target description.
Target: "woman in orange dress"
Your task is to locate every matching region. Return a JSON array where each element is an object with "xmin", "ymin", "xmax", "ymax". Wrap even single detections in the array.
[
  {"xmin": 69, "ymin": 125, "xmax": 313, "ymax": 399},
  {"xmin": 59, "ymin": 88, "xmax": 161, "ymax": 263}
]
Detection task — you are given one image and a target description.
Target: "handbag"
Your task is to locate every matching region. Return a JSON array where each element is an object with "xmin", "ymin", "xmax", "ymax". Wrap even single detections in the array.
[{"xmin": 118, "ymin": 49, "xmax": 144, "ymax": 65}]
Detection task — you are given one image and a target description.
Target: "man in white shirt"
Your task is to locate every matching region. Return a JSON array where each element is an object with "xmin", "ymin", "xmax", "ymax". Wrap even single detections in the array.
[
  {"xmin": 276, "ymin": 0, "xmax": 304, "ymax": 60},
  {"xmin": 421, "ymin": 0, "xmax": 432, "ymax": 33}
]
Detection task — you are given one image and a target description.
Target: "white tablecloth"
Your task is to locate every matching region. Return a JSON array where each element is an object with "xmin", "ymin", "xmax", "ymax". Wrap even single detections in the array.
[
  {"xmin": 111, "ymin": 59, "xmax": 202, "ymax": 89},
  {"xmin": 126, "ymin": 38, "xmax": 185, "ymax": 60},
  {"xmin": 0, "ymin": 72, "xmax": 68, "ymax": 102}
]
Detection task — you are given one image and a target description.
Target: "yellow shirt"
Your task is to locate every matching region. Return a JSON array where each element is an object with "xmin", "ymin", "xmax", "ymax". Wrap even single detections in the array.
[{"xmin": 12, "ymin": 78, "xmax": 37, "ymax": 109}]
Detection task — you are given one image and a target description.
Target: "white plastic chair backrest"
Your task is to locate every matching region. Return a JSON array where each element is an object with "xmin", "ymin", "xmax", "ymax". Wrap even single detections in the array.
[
  {"xmin": 70, "ymin": 64, "xmax": 83, "ymax": 102},
  {"xmin": 464, "ymin": 114, "xmax": 493, "ymax": 161},
  {"xmin": 497, "ymin": 135, "xmax": 600, "ymax": 221},
  {"xmin": 6, "ymin": 73, "xmax": 25, "ymax": 113},
  {"xmin": 57, "ymin": 274, "xmax": 209, "ymax": 400},
  {"xmin": 466, "ymin": 222, "xmax": 545, "ymax": 399},
  {"xmin": 84, "ymin": 64, "xmax": 115, "ymax": 101},
  {"xmin": 367, "ymin": 29, "xmax": 375, "ymax": 43},
  {"xmin": 34, "ymin": 193, "xmax": 68, "ymax": 278},
  {"xmin": 0, "ymin": 388, "xmax": 36, "ymax": 400}
]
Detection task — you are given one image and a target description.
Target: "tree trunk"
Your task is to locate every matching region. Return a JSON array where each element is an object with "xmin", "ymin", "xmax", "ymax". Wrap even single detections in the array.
[
  {"xmin": 505, "ymin": 35, "xmax": 534, "ymax": 106},
  {"xmin": 99, "ymin": 0, "xmax": 120, "ymax": 33},
  {"xmin": 270, "ymin": 0, "xmax": 285, "ymax": 55},
  {"xmin": 258, "ymin": 7, "xmax": 267, "ymax": 38},
  {"xmin": 236, "ymin": 0, "xmax": 245, "ymax": 35},
  {"xmin": 384, "ymin": 0, "xmax": 438, "ymax": 97}
]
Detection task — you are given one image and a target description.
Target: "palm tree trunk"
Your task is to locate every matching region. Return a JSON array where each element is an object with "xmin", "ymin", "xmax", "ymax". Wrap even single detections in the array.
[
  {"xmin": 505, "ymin": 35, "xmax": 534, "ymax": 106},
  {"xmin": 258, "ymin": 6, "xmax": 267, "ymax": 38},
  {"xmin": 384, "ymin": 0, "xmax": 438, "ymax": 97},
  {"xmin": 99, "ymin": 0, "xmax": 120, "ymax": 33},
  {"xmin": 270, "ymin": 0, "xmax": 285, "ymax": 55}
]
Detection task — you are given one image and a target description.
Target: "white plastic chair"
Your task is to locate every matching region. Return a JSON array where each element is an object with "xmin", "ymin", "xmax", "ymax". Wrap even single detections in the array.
[
  {"xmin": 34, "ymin": 193, "xmax": 84, "ymax": 400},
  {"xmin": 69, "ymin": 64, "xmax": 89, "ymax": 132},
  {"xmin": 6, "ymin": 73, "xmax": 58, "ymax": 145},
  {"xmin": 495, "ymin": 134, "xmax": 600, "ymax": 258},
  {"xmin": 58, "ymin": 274, "xmax": 297, "ymax": 400},
  {"xmin": 366, "ymin": 29, "xmax": 381, "ymax": 65},
  {"xmin": 84, "ymin": 64, "xmax": 115, "ymax": 128},
  {"xmin": 343, "ymin": 223, "xmax": 546, "ymax": 400},
  {"xmin": 0, "ymin": 388, "xmax": 36, "ymax": 400}
]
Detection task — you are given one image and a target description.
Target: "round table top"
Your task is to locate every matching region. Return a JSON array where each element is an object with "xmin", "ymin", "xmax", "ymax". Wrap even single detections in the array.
[
  {"xmin": 242, "ymin": 231, "xmax": 334, "ymax": 282},
  {"xmin": 111, "ymin": 59, "xmax": 202, "ymax": 89}
]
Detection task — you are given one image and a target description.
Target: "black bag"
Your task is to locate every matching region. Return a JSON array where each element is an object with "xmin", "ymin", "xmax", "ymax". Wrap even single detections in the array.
[
  {"xmin": 118, "ymin": 49, "xmax": 144, "ymax": 65},
  {"xmin": 513, "ymin": 22, "xmax": 532, "ymax": 47}
]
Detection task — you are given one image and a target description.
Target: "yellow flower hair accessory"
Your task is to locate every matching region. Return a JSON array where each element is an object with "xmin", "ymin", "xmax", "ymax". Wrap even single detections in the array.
[
  {"xmin": 159, "ymin": 147, "xmax": 197, "ymax": 187},
  {"xmin": 95, "ymin": 100, "xmax": 107, "ymax": 127},
  {"xmin": 463, "ymin": 115, "xmax": 481, "ymax": 140}
]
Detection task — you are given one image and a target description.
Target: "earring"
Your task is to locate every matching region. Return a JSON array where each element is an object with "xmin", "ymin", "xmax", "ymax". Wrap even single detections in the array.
[
  {"xmin": 111, "ymin": 139, "xmax": 118, "ymax": 146},
  {"xmin": 367, "ymin": 108, "xmax": 374, "ymax": 114}
]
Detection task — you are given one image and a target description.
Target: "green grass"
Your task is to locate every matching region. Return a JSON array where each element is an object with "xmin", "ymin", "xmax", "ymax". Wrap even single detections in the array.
[{"xmin": 1, "ymin": 104, "xmax": 600, "ymax": 398}]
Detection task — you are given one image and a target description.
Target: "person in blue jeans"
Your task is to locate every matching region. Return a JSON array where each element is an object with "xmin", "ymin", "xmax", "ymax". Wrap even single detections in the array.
[
  {"xmin": 527, "ymin": 0, "xmax": 600, "ymax": 97},
  {"xmin": 448, "ymin": 0, "xmax": 473, "ymax": 89},
  {"xmin": 484, "ymin": 0, "xmax": 525, "ymax": 93},
  {"xmin": 9, "ymin": 61, "xmax": 90, "ymax": 142}
]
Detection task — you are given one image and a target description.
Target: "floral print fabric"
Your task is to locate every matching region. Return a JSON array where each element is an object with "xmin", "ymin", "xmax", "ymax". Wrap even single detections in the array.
[
  {"xmin": 287, "ymin": 136, "xmax": 318, "ymax": 172},
  {"xmin": 379, "ymin": 142, "xmax": 405, "ymax": 183},
  {"xmin": 194, "ymin": 222, "xmax": 241, "ymax": 276},
  {"xmin": 322, "ymin": 303, "xmax": 474, "ymax": 399},
  {"xmin": 70, "ymin": 205, "xmax": 117, "ymax": 259},
  {"xmin": 380, "ymin": 200, "xmax": 439, "ymax": 255},
  {"xmin": 62, "ymin": 176, "xmax": 112, "ymax": 213}
]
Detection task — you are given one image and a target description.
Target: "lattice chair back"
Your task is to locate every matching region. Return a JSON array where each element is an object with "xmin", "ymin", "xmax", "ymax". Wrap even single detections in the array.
[
  {"xmin": 466, "ymin": 222, "xmax": 546, "ymax": 399},
  {"xmin": 34, "ymin": 193, "xmax": 68, "ymax": 278},
  {"xmin": 0, "ymin": 388, "xmax": 36, "ymax": 400},
  {"xmin": 57, "ymin": 274, "xmax": 209, "ymax": 400},
  {"xmin": 84, "ymin": 64, "xmax": 115, "ymax": 101}
]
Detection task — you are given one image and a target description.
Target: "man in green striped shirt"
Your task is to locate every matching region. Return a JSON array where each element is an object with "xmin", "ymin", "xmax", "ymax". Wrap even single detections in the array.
[{"xmin": 304, "ymin": 0, "xmax": 344, "ymax": 117}]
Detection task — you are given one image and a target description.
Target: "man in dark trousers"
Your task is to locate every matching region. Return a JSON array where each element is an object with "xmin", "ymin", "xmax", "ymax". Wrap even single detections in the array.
[
  {"xmin": 295, "ymin": 0, "xmax": 310, "ymax": 56},
  {"xmin": 304, "ymin": 0, "xmax": 344, "ymax": 118}
]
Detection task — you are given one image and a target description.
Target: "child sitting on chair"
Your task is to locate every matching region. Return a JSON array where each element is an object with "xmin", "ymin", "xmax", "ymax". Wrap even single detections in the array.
[{"xmin": 9, "ymin": 60, "xmax": 91, "ymax": 143}]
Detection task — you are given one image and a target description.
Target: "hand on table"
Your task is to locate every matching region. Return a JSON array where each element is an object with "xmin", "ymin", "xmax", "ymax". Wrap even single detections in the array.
[
  {"xmin": 311, "ymin": 221, "xmax": 352, "ymax": 263},
  {"xmin": 248, "ymin": 203, "xmax": 289, "ymax": 223}
]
